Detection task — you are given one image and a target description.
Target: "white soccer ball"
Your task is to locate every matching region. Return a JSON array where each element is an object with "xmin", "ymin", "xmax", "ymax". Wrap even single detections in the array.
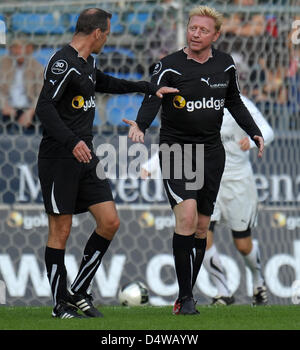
[{"xmin": 118, "ymin": 281, "xmax": 149, "ymax": 306}]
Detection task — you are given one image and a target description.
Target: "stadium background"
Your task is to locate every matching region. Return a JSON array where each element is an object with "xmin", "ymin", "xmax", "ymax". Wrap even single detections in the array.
[{"xmin": 0, "ymin": 0, "xmax": 299, "ymax": 306}]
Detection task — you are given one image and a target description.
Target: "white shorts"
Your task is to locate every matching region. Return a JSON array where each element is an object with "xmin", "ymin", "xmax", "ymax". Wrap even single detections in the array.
[{"xmin": 211, "ymin": 174, "xmax": 258, "ymax": 232}]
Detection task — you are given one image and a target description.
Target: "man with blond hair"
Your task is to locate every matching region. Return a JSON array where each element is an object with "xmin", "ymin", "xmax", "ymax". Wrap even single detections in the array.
[{"xmin": 124, "ymin": 6, "xmax": 264, "ymax": 315}]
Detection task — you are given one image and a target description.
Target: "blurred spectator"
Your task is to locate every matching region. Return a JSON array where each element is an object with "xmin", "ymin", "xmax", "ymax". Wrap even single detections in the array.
[
  {"xmin": 0, "ymin": 38, "xmax": 44, "ymax": 133},
  {"xmin": 286, "ymin": 16, "xmax": 300, "ymax": 126},
  {"xmin": 223, "ymin": 0, "xmax": 266, "ymax": 38},
  {"xmin": 247, "ymin": 51, "xmax": 289, "ymax": 129},
  {"xmin": 145, "ymin": 0, "xmax": 179, "ymax": 63},
  {"xmin": 287, "ymin": 16, "xmax": 300, "ymax": 79},
  {"xmin": 249, "ymin": 53, "xmax": 288, "ymax": 105},
  {"xmin": 222, "ymin": 0, "xmax": 292, "ymax": 130},
  {"xmin": 218, "ymin": 0, "xmax": 270, "ymax": 67}
]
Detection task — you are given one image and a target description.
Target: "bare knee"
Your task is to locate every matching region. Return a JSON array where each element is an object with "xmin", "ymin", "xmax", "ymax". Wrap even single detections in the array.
[
  {"xmin": 105, "ymin": 216, "xmax": 120, "ymax": 234},
  {"xmin": 176, "ymin": 212, "xmax": 197, "ymax": 234},
  {"xmin": 234, "ymin": 238, "xmax": 252, "ymax": 256},
  {"xmin": 96, "ymin": 215, "xmax": 120, "ymax": 240}
]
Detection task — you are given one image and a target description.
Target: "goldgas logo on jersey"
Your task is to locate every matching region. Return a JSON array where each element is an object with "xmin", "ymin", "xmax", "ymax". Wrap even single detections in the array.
[
  {"xmin": 173, "ymin": 95, "xmax": 186, "ymax": 109},
  {"xmin": 173, "ymin": 96, "xmax": 225, "ymax": 112},
  {"xmin": 186, "ymin": 98, "xmax": 225, "ymax": 112},
  {"xmin": 72, "ymin": 95, "xmax": 85, "ymax": 109},
  {"xmin": 72, "ymin": 95, "xmax": 96, "ymax": 111}
]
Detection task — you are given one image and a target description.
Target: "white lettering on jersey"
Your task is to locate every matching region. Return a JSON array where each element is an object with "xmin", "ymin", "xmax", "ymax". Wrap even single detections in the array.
[
  {"xmin": 83, "ymin": 96, "xmax": 96, "ymax": 111},
  {"xmin": 186, "ymin": 97, "xmax": 225, "ymax": 112},
  {"xmin": 201, "ymin": 77, "xmax": 228, "ymax": 88}
]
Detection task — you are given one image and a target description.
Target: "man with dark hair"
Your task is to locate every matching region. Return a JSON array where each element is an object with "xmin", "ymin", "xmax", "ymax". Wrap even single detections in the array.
[
  {"xmin": 75, "ymin": 8, "xmax": 112, "ymax": 35},
  {"xmin": 36, "ymin": 7, "xmax": 177, "ymax": 319}
]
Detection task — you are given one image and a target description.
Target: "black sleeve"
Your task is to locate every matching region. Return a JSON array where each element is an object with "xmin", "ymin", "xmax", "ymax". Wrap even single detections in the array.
[
  {"xmin": 35, "ymin": 62, "xmax": 81, "ymax": 152},
  {"xmin": 135, "ymin": 61, "xmax": 167, "ymax": 133},
  {"xmin": 225, "ymin": 66, "xmax": 263, "ymax": 141},
  {"xmin": 95, "ymin": 69, "xmax": 159, "ymax": 95},
  {"xmin": 136, "ymin": 95, "xmax": 162, "ymax": 134}
]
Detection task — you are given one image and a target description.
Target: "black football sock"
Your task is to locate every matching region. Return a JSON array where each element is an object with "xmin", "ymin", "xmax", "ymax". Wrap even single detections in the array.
[
  {"xmin": 71, "ymin": 231, "xmax": 111, "ymax": 295},
  {"xmin": 191, "ymin": 237, "xmax": 207, "ymax": 289},
  {"xmin": 45, "ymin": 246, "xmax": 68, "ymax": 306},
  {"xmin": 172, "ymin": 232, "xmax": 195, "ymax": 300}
]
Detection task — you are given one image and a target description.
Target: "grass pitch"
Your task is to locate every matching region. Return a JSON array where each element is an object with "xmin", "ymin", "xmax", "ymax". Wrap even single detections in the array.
[{"xmin": 0, "ymin": 304, "xmax": 299, "ymax": 330}]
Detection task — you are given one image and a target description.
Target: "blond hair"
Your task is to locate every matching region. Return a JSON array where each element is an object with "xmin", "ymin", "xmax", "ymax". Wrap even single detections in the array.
[{"xmin": 188, "ymin": 6, "xmax": 223, "ymax": 32}]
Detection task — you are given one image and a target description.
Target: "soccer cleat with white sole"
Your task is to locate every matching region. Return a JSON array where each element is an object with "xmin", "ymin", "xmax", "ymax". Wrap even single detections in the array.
[
  {"xmin": 52, "ymin": 300, "xmax": 85, "ymax": 319},
  {"xmin": 68, "ymin": 292, "xmax": 103, "ymax": 318}
]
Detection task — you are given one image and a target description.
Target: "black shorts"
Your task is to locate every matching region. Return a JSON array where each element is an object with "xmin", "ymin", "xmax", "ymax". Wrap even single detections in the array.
[
  {"xmin": 160, "ymin": 144, "xmax": 225, "ymax": 216},
  {"xmin": 38, "ymin": 157, "xmax": 113, "ymax": 215}
]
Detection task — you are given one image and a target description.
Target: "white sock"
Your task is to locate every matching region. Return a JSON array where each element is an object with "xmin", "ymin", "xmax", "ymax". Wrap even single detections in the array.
[
  {"xmin": 203, "ymin": 244, "xmax": 231, "ymax": 297},
  {"xmin": 243, "ymin": 240, "xmax": 264, "ymax": 290}
]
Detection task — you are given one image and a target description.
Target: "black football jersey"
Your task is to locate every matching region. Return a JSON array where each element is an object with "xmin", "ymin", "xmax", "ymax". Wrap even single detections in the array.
[
  {"xmin": 36, "ymin": 44, "xmax": 158, "ymax": 158},
  {"xmin": 136, "ymin": 48, "xmax": 262, "ymax": 149}
]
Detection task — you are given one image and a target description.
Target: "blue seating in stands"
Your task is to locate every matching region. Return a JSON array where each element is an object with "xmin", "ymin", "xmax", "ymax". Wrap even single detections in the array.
[
  {"xmin": 68, "ymin": 13, "xmax": 79, "ymax": 33},
  {"xmin": 106, "ymin": 72, "xmax": 142, "ymax": 80},
  {"xmin": 0, "ymin": 47, "xmax": 7, "ymax": 57},
  {"xmin": 127, "ymin": 12, "xmax": 150, "ymax": 35},
  {"xmin": 93, "ymin": 109, "xmax": 102, "ymax": 126},
  {"xmin": 69, "ymin": 13, "xmax": 126, "ymax": 34},
  {"xmin": 33, "ymin": 47, "xmax": 55, "ymax": 66},
  {"xmin": 106, "ymin": 95, "xmax": 159, "ymax": 127},
  {"xmin": 110, "ymin": 13, "xmax": 125, "ymax": 34},
  {"xmin": 0, "ymin": 14, "xmax": 5, "ymax": 26},
  {"xmin": 102, "ymin": 46, "xmax": 135, "ymax": 59},
  {"xmin": 0, "ymin": 14, "xmax": 6, "ymax": 44},
  {"xmin": 11, "ymin": 13, "xmax": 65, "ymax": 35},
  {"xmin": 106, "ymin": 95, "xmax": 142, "ymax": 125},
  {"xmin": 67, "ymin": 12, "xmax": 148, "ymax": 35}
]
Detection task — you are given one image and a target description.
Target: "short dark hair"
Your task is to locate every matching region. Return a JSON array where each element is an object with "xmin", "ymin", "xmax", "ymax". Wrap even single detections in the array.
[{"xmin": 75, "ymin": 8, "xmax": 112, "ymax": 35}]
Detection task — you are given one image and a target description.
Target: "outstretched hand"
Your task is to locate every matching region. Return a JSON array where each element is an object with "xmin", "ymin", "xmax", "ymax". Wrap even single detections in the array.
[
  {"xmin": 156, "ymin": 86, "xmax": 179, "ymax": 98},
  {"xmin": 253, "ymin": 135, "xmax": 264, "ymax": 158},
  {"xmin": 122, "ymin": 87, "xmax": 178, "ymax": 142},
  {"xmin": 122, "ymin": 119, "xmax": 145, "ymax": 143}
]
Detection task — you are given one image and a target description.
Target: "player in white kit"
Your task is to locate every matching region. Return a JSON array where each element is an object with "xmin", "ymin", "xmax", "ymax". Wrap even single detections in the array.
[
  {"xmin": 141, "ymin": 95, "xmax": 274, "ymax": 306},
  {"xmin": 204, "ymin": 94, "xmax": 274, "ymax": 306}
]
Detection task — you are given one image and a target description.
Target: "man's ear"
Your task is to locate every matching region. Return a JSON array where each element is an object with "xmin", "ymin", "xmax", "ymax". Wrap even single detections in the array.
[
  {"xmin": 213, "ymin": 30, "xmax": 221, "ymax": 42},
  {"xmin": 94, "ymin": 28, "xmax": 102, "ymax": 40}
]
